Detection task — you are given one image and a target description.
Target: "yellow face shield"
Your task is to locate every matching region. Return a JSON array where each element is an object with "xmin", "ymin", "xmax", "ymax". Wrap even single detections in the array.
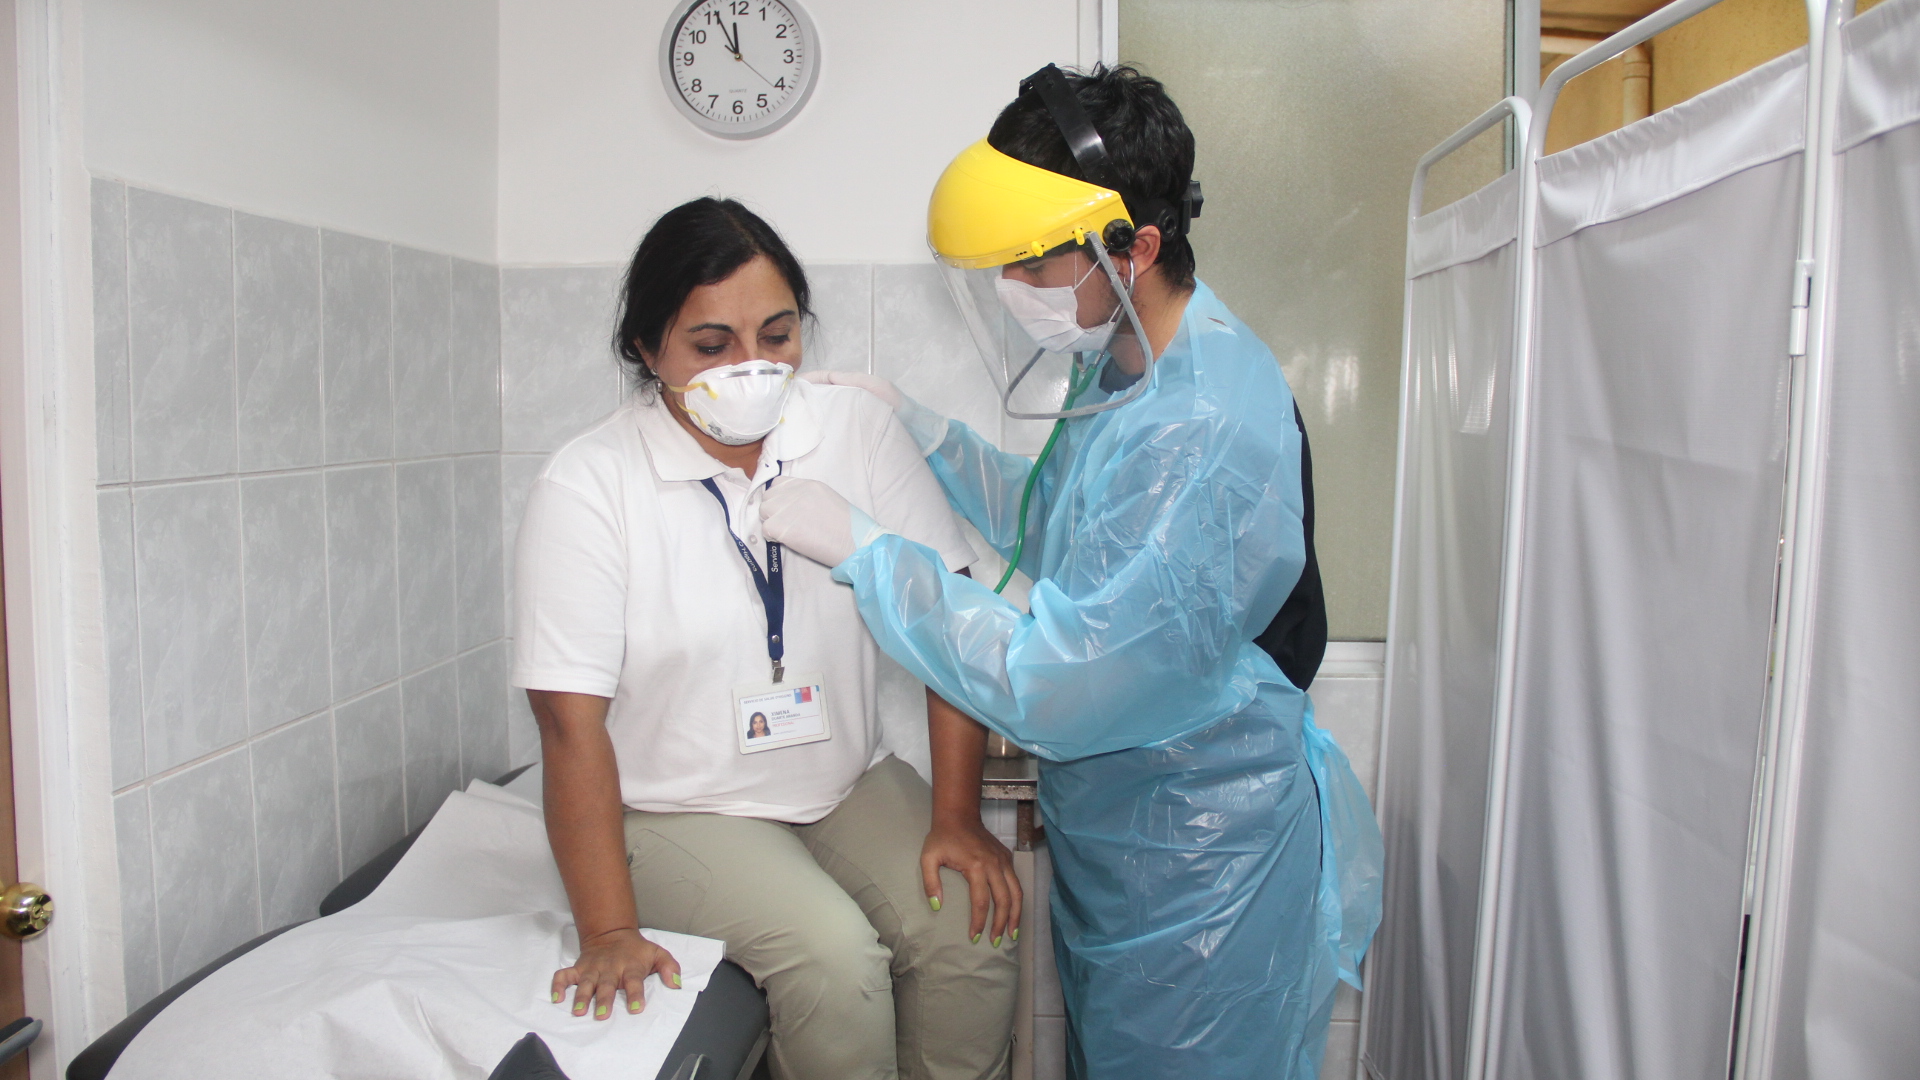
[
  {"xmin": 927, "ymin": 140, "xmax": 1133, "ymax": 270},
  {"xmin": 925, "ymin": 140, "xmax": 1154, "ymax": 422}
]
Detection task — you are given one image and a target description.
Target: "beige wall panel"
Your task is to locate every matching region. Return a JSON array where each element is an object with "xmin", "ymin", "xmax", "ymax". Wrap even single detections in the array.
[{"xmin": 1120, "ymin": 0, "xmax": 1506, "ymax": 640}]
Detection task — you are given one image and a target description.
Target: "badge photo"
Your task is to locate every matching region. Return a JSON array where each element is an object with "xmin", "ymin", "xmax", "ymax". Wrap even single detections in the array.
[{"xmin": 735, "ymin": 675, "xmax": 830, "ymax": 754}]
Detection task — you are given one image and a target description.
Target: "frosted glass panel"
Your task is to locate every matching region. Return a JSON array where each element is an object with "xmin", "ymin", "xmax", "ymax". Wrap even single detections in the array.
[{"xmin": 1119, "ymin": 0, "xmax": 1506, "ymax": 638}]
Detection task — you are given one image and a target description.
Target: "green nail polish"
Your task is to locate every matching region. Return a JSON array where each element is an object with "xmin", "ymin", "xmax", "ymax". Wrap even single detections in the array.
[
  {"xmin": 551, "ymin": 991, "xmax": 562, "ymax": 1004},
  {"xmin": 929, "ymin": 896, "xmax": 941, "ymax": 911},
  {"xmin": 972, "ymin": 933, "xmax": 981, "ymax": 944},
  {"xmin": 992, "ymin": 936, "xmax": 1002, "ymax": 948},
  {"xmin": 629, "ymin": 1001, "xmax": 642, "ymax": 1013},
  {"xmin": 670, "ymin": 972, "xmax": 682, "ymax": 989},
  {"xmin": 1011, "ymin": 928, "xmax": 1020, "ymax": 942},
  {"xmin": 595, "ymin": 1005, "xmax": 608, "ymax": 1018}
]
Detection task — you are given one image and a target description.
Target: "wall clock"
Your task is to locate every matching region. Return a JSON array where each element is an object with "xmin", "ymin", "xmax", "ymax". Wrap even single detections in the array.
[{"xmin": 660, "ymin": 0, "xmax": 819, "ymax": 139}]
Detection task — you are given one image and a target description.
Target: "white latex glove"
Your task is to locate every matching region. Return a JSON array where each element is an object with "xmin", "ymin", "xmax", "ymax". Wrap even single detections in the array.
[
  {"xmin": 761, "ymin": 477, "xmax": 892, "ymax": 568},
  {"xmin": 800, "ymin": 370, "xmax": 950, "ymax": 456},
  {"xmin": 800, "ymin": 369, "xmax": 903, "ymax": 409}
]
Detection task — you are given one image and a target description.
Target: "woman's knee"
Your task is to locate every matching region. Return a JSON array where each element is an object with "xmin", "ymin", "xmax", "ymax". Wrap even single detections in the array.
[{"xmin": 759, "ymin": 901, "xmax": 893, "ymax": 1006}]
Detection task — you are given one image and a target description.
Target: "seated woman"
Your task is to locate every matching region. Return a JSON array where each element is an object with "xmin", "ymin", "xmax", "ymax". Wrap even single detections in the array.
[{"xmin": 511, "ymin": 197, "xmax": 1019, "ymax": 1080}]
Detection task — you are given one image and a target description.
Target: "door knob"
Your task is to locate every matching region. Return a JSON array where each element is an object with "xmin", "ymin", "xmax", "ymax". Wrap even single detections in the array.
[{"xmin": 0, "ymin": 883, "xmax": 52, "ymax": 941}]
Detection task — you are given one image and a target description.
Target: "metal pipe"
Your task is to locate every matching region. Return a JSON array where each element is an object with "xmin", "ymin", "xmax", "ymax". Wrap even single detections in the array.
[{"xmin": 1729, "ymin": 4, "xmax": 1853, "ymax": 1078}]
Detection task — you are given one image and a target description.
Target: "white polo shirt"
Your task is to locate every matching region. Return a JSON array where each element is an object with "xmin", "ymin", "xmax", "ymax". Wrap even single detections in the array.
[{"xmin": 511, "ymin": 379, "xmax": 975, "ymax": 823}]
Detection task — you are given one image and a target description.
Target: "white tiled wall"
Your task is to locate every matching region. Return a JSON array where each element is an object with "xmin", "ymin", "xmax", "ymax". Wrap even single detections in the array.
[{"xmin": 94, "ymin": 178, "xmax": 512, "ymax": 1009}]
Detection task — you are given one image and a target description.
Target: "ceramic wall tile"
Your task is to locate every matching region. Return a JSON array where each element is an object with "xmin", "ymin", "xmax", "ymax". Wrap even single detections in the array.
[
  {"xmin": 134, "ymin": 481, "xmax": 247, "ymax": 773},
  {"xmin": 234, "ymin": 213, "xmax": 322, "ymax": 472},
  {"xmin": 325, "ymin": 465, "xmax": 399, "ymax": 698},
  {"xmin": 871, "ymin": 263, "xmax": 1005, "ymax": 447},
  {"xmin": 395, "ymin": 461, "xmax": 457, "ymax": 673},
  {"xmin": 99, "ymin": 490, "xmax": 144, "ymax": 788},
  {"xmin": 500, "ymin": 452, "xmax": 546, "ymax": 623},
  {"xmin": 1321, "ymin": 1019, "xmax": 1359, "ymax": 1080},
  {"xmin": 148, "ymin": 749, "xmax": 259, "ymax": 984},
  {"xmin": 457, "ymin": 641, "xmax": 510, "ymax": 786},
  {"xmin": 402, "ymin": 662, "xmax": 461, "ymax": 830},
  {"xmin": 334, "ymin": 686, "xmax": 404, "ymax": 871},
  {"xmin": 1309, "ymin": 673, "xmax": 1383, "ymax": 801},
  {"xmin": 802, "ymin": 263, "xmax": 871, "ymax": 375},
  {"xmin": 393, "ymin": 247, "xmax": 454, "ymax": 459},
  {"xmin": 453, "ymin": 455, "xmax": 504, "ymax": 651},
  {"xmin": 251, "ymin": 713, "xmax": 339, "ymax": 928},
  {"xmin": 321, "ymin": 231, "xmax": 394, "ymax": 464},
  {"xmin": 113, "ymin": 788, "xmax": 161, "ymax": 1009},
  {"xmin": 127, "ymin": 189, "xmax": 235, "ymax": 482},
  {"xmin": 239, "ymin": 473, "xmax": 330, "ymax": 733},
  {"xmin": 500, "ymin": 266, "xmax": 623, "ymax": 452},
  {"xmin": 93, "ymin": 179, "xmax": 131, "ymax": 485},
  {"xmin": 450, "ymin": 259, "xmax": 502, "ymax": 454}
]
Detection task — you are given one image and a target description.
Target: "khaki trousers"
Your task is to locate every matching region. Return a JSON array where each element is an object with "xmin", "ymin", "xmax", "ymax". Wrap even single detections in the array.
[{"xmin": 623, "ymin": 756, "xmax": 1016, "ymax": 1080}]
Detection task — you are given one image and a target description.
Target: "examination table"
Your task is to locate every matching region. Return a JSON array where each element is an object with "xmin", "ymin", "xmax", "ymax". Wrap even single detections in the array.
[{"xmin": 68, "ymin": 767, "xmax": 773, "ymax": 1080}]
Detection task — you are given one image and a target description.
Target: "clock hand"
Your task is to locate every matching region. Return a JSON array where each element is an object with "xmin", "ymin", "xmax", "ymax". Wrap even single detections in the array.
[
  {"xmin": 726, "ymin": 20, "xmax": 741, "ymax": 56},
  {"xmin": 735, "ymin": 52, "xmax": 781, "ymax": 89}
]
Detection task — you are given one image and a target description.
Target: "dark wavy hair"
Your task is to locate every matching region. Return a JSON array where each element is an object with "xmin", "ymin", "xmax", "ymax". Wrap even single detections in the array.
[
  {"xmin": 987, "ymin": 64, "xmax": 1198, "ymax": 291},
  {"xmin": 612, "ymin": 198, "xmax": 812, "ymax": 386}
]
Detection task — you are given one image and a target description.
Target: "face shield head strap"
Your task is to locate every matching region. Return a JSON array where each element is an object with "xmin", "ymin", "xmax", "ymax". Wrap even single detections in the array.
[{"xmin": 1017, "ymin": 64, "xmax": 1203, "ymax": 251}]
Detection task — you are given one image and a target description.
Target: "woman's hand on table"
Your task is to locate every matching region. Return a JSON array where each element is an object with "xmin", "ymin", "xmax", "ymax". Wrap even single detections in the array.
[
  {"xmin": 921, "ymin": 816, "xmax": 1022, "ymax": 948},
  {"xmin": 552, "ymin": 928, "xmax": 682, "ymax": 1020}
]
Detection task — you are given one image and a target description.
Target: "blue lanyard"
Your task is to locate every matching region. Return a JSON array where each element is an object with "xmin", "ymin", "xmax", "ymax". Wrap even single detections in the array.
[{"xmin": 699, "ymin": 476, "xmax": 785, "ymax": 684}]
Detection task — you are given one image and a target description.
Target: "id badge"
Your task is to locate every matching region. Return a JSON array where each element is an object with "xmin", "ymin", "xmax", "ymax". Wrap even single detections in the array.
[{"xmin": 735, "ymin": 673, "xmax": 830, "ymax": 754}]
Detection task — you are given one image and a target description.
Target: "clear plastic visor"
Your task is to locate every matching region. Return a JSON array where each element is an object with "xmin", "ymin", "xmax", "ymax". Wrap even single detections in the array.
[{"xmin": 934, "ymin": 242, "xmax": 1154, "ymax": 421}]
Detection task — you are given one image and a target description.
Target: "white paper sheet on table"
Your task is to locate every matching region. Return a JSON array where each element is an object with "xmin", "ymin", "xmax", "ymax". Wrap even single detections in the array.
[{"xmin": 111, "ymin": 780, "xmax": 725, "ymax": 1080}]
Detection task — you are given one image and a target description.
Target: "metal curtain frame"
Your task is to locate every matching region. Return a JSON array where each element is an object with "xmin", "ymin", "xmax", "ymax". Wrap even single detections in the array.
[
  {"xmin": 1459, "ymin": 3, "xmax": 1847, "ymax": 1080},
  {"xmin": 1363, "ymin": 92, "xmax": 1531, "ymax": 1080},
  {"xmin": 1731, "ymin": 2, "xmax": 1856, "ymax": 1078}
]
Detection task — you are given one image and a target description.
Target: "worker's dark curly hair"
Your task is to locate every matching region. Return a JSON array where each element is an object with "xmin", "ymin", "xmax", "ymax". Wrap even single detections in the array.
[{"xmin": 987, "ymin": 64, "xmax": 1198, "ymax": 291}]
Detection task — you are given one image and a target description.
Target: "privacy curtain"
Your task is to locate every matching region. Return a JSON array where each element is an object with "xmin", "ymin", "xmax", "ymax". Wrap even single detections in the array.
[
  {"xmin": 1762, "ymin": 4, "xmax": 1920, "ymax": 1076},
  {"xmin": 1488, "ymin": 48, "xmax": 1807, "ymax": 1080},
  {"xmin": 1368, "ymin": 170, "xmax": 1520, "ymax": 1080}
]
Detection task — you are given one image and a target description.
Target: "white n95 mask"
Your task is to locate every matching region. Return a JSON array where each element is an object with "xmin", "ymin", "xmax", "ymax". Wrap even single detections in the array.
[
  {"xmin": 995, "ymin": 268, "xmax": 1121, "ymax": 355},
  {"xmin": 666, "ymin": 360, "xmax": 795, "ymax": 445}
]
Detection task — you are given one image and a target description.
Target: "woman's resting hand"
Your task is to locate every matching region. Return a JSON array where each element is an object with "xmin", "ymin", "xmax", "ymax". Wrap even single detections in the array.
[
  {"xmin": 921, "ymin": 817, "xmax": 1023, "ymax": 947},
  {"xmin": 552, "ymin": 927, "xmax": 682, "ymax": 1020}
]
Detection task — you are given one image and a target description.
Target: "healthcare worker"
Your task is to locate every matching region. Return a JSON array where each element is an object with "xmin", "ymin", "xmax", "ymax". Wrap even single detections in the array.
[{"xmin": 762, "ymin": 64, "xmax": 1382, "ymax": 1078}]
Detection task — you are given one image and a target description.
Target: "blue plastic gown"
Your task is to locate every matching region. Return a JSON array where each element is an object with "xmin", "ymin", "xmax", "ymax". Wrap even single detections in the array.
[{"xmin": 833, "ymin": 282, "xmax": 1384, "ymax": 1078}]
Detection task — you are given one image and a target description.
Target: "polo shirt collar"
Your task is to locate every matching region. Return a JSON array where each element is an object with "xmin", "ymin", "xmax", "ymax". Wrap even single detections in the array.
[{"xmin": 634, "ymin": 380, "xmax": 823, "ymax": 483}]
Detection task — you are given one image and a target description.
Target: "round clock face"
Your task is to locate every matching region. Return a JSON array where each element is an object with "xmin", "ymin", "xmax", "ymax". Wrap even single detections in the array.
[{"xmin": 660, "ymin": 0, "xmax": 818, "ymax": 139}]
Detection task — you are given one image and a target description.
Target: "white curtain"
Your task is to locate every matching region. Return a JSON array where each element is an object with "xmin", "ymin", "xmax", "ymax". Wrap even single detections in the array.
[
  {"xmin": 1488, "ymin": 49, "xmax": 1807, "ymax": 1080},
  {"xmin": 1369, "ymin": 170, "xmax": 1519, "ymax": 1080},
  {"xmin": 1764, "ymin": 4, "xmax": 1920, "ymax": 1076}
]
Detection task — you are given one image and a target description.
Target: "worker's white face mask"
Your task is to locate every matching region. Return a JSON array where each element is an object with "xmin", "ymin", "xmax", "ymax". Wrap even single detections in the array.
[
  {"xmin": 994, "ymin": 261, "xmax": 1123, "ymax": 355},
  {"xmin": 667, "ymin": 359, "xmax": 795, "ymax": 445}
]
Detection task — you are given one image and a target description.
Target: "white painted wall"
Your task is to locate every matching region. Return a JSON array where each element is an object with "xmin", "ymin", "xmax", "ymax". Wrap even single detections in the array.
[
  {"xmin": 83, "ymin": 0, "xmax": 499, "ymax": 261},
  {"xmin": 497, "ymin": 0, "xmax": 1086, "ymax": 266}
]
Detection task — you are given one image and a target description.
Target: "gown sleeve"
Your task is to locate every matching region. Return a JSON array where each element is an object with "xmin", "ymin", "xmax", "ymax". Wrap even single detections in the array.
[{"xmin": 834, "ymin": 410, "xmax": 1305, "ymax": 760}]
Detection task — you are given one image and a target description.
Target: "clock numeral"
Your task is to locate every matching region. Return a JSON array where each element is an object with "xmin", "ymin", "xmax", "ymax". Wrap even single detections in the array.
[
  {"xmin": 757, "ymin": 93, "xmax": 769, "ymax": 108},
  {"xmin": 705, "ymin": 9, "xmax": 720, "ymax": 24},
  {"xmin": 730, "ymin": 0, "xmax": 749, "ymax": 13},
  {"xmin": 683, "ymin": 51, "xmax": 695, "ymax": 65},
  {"xmin": 759, "ymin": 4, "xmax": 769, "ymax": 19},
  {"xmin": 709, "ymin": 94, "xmax": 719, "ymax": 109},
  {"xmin": 690, "ymin": 79, "xmax": 701, "ymax": 92},
  {"xmin": 774, "ymin": 77, "xmax": 786, "ymax": 90},
  {"xmin": 774, "ymin": 24, "xmax": 788, "ymax": 38},
  {"xmin": 690, "ymin": 29, "xmax": 706, "ymax": 43},
  {"xmin": 782, "ymin": 49, "xmax": 794, "ymax": 63},
  {"xmin": 732, "ymin": 98, "xmax": 745, "ymax": 115}
]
